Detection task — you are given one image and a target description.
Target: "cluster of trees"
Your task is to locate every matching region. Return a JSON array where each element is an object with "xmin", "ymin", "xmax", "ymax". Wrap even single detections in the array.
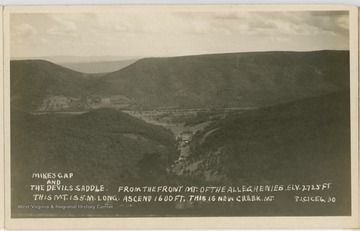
[
  {"xmin": 191, "ymin": 91, "xmax": 351, "ymax": 186},
  {"xmin": 11, "ymin": 108, "xmax": 180, "ymax": 209}
]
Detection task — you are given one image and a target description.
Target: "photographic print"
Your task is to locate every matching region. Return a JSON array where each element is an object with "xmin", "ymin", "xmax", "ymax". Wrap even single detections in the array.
[{"xmin": 3, "ymin": 5, "xmax": 359, "ymax": 229}]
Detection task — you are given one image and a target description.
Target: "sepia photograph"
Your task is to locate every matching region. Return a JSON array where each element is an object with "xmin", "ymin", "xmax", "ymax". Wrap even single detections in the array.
[{"xmin": 3, "ymin": 4, "xmax": 359, "ymax": 229}]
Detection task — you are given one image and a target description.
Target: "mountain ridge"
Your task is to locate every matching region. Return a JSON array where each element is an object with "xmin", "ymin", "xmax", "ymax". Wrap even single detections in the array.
[
  {"xmin": 11, "ymin": 50, "xmax": 349, "ymax": 111},
  {"xmin": 92, "ymin": 50, "xmax": 349, "ymax": 109}
]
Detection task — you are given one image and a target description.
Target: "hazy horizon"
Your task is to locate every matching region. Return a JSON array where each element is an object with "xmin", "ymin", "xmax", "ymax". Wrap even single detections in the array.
[{"xmin": 11, "ymin": 49, "xmax": 350, "ymax": 63}]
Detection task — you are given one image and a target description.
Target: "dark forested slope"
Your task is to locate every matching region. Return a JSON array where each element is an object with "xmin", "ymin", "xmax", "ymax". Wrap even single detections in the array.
[{"xmin": 93, "ymin": 50, "xmax": 349, "ymax": 109}]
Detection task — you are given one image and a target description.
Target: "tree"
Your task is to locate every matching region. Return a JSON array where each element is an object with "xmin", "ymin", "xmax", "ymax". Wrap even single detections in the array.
[{"xmin": 137, "ymin": 152, "xmax": 167, "ymax": 183}]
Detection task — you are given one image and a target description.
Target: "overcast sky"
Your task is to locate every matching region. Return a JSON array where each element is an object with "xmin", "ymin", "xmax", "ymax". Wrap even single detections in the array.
[{"xmin": 10, "ymin": 10, "xmax": 349, "ymax": 59}]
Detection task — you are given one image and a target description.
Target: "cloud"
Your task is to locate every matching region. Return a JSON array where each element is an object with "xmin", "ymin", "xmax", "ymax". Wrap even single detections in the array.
[
  {"xmin": 309, "ymin": 11, "xmax": 348, "ymax": 17},
  {"xmin": 46, "ymin": 15, "xmax": 78, "ymax": 36},
  {"xmin": 250, "ymin": 11, "xmax": 348, "ymax": 37},
  {"xmin": 305, "ymin": 11, "xmax": 348, "ymax": 36},
  {"xmin": 10, "ymin": 10, "xmax": 350, "ymax": 59},
  {"xmin": 12, "ymin": 23, "xmax": 37, "ymax": 37},
  {"xmin": 175, "ymin": 11, "xmax": 348, "ymax": 37},
  {"xmin": 248, "ymin": 20, "xmax": 278, "ymax": 30},
  {"xmin": 212, "ymin": 12, "xmax": 251, "ymax": 20}
]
